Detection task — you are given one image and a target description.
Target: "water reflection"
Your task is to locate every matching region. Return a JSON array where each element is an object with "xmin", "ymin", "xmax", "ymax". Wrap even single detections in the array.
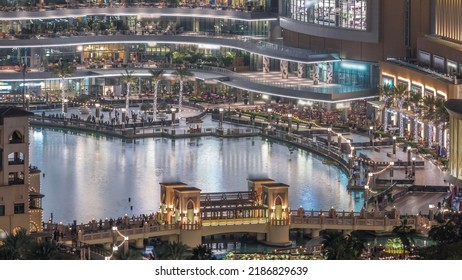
[{"xmin": 30, "ymin": 128, "xmax": 364, "ymax": 224}]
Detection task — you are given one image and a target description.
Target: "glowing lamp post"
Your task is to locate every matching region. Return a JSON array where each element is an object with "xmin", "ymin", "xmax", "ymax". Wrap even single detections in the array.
[
  {"xmin": 95, "ymin": 103, "xmax": 100, "ymax": 119},
  {"xmin": 406, "ymin": 146, "xmax": 411, "ymax": 175},
  {"xmin": 219, "ymin": 108, "xmax": 224, "ymax": 129},
  {"xmin": 25, "ymin": 94, "xmax": 30, "ymax": 111},
  {"xmin": 288, "ymin": 113, "xmax": 292, "ymax": 134},
  {"xmin": 364, "ymin": 185, "xmax": 369, "ymax": 209},
  {"xmin": 389, "ymin": 161, "xmax": 394, "ymax": 186},
  {"xmin": 369, "ymin": 126, "xmax": 374, "ymax": 146},
  {"xmin": 392, "ymin": 136, "xmax": 396, "ymax": 156},
  {"xmin": 171, "ymin": 108, "xmax": 176, "ymax": 126},
  {"xmin": 429, "ymin": 204, "xmax": 435, "ymax": 221}
]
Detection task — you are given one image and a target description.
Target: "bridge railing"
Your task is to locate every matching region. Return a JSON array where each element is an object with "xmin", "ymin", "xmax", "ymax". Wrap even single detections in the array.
[
  {"xmin": 80, "ymin": 223, "xmax": 179, "ymax": 242},
  {"xmin": 201, "ymin": 217, "xmax": 267, "ymax": 226}
]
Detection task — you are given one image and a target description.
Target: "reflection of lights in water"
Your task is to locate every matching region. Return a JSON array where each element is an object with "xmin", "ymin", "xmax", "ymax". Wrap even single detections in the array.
[
  {"xmin": 33, "ymin": 130, "xmax": 43, "ymax": 141},
  {"xmin": 30, "ymin": 129, "xmax": 358, "ymax": 223}
]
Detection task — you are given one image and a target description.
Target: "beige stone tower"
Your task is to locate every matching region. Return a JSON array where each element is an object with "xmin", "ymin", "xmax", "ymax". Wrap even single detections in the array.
[{"xmin": 0, "ymin": 107, "xmax": 43, "ymax": 237}]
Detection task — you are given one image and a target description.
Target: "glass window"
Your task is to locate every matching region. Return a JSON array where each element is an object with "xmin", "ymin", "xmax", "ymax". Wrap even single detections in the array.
[
  {"xmin": 14, "ymin": 203, "xmax": 24, "ymax": 214},
  {"xmin": 286, "ymin": 0, "xmax": 368, "ymax": 31}
]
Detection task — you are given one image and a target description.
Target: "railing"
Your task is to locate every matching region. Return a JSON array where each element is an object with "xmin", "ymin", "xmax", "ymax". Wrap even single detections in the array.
[
  {"xmin": 30, "ymin": 114, "xmax": 260, "ymax": 139},
  {"xmin": 81, "ymin": 224, "xmax": 179, "ymax": 241},
  {"xmin": 386, "ymin": 57, "xmax": 462, "ymax": 84},
  {"xmin": 201, "ymin": 218, "xmax": 267, "ymax": 226}
]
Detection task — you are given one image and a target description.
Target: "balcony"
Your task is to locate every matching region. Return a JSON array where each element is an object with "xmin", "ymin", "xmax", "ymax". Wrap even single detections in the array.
[{"xmin": 8, "ymin": 178, "xmax": 24, "ymax": 185}]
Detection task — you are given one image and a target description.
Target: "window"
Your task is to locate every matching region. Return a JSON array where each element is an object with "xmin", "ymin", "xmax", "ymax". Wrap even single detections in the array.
[
  {"xmin": 14, "ymin": 203, "xmax": 24, "ymax": 214},
  {"xmin": 0, "ymin": 205, "xmax": 4, "ymax": 216}
]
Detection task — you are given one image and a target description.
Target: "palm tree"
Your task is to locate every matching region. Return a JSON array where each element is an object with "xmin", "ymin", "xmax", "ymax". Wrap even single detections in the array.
[
  {"xmin": 149, "ymin": 69, "xmax": 165, "ymax": 121},
  {"xmin": 407, "ymin": 90, "xmax": 422, "ymax": 142},
  {"xmin": 52, "ymin": 58, "xmax": 75, "ymax": 117},
  {"xmin": 120, "ymin": 69, "xmax": 137, "ymax": 116},
  {"xmin": 421, "ymin": 95, "xmax": 437, "ymax": 147},
  {"xmin": 322, "ymin": 231, "xmax": 365, "ymax": 260},
  {"xmin": 392, "ymin": 219, "xmax": 416, "ymax": 259},
  {"xmin": 379, "ymin": 84, "xmax": 393, "ymax": 133},
  {"xmin": 154, "ymin": 241, "xmax": 190, "ymax": 260},
  {"xmin": 172, "ymin": 65, "xmax": 194, "ymax": 121},
  {"xmin": 190, "ymin": 244, "xmax": 215, "ymax": 260},
  {"xmin": 0, "ymin": 228, "xmax": 32, "ymax": 259},
  {"xmin": 391, "ymin": 83, "xmax": 409, "ymax": 137},
  {"xmin": 432, "ymin": 98, "xmax": 449, "ymax": 150},
  {"xmin": 26, "ymin": 240, "xmax": 59, "ymax": 260},
  {"xmin": 112, "ymin": 248, "xmax": 143, "ymax": 260}
]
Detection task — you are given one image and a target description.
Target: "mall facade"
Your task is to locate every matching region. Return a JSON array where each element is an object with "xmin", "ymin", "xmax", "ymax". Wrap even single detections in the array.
[{"xmin": 1, "ymin": 0, "xmax": 462, "ymax": 234}]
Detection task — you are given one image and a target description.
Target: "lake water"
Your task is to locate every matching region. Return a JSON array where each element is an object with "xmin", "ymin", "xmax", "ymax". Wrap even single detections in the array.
[{"xmin": 29, "ymin": 127, "xmax": 364, "ymax": 224}]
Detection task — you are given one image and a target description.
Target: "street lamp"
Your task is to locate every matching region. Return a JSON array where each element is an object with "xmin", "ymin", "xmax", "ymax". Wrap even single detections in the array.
[
  {"xmin": 25, "ymin": 94, "xmax": 30, "ymax": 111},
  {"xmin": 348, "ymin": 154, "xmax": 354, "ymax": 178},
  {"xmin": 406, "ymin": 146, "xmax": 411, "ymax": 174},
  {"xmin": 171, "ymin": 108, "xmax": 176, "ymax": 126},
  {"xmin": 369, "ymin": 126, "xmax": 374, "ymax": 146},
  {"xmin": 219, "ymin": 108, "xmax": 224, "ymax": 129},
  {"xmin": 95, "ymin": 103, "xmax": 100, "ymax": 119},
  {"xmin": 364, "ymin": 185, "xmax": 369, "ymax": 209},
  {"xmin": 392, "ymin": 136, "xmax": 396, "ymax": 156},
  {"xmin": 287, "ymin": 113, "xmax": 292, "ymax": 134},
  {"xmin": 428, "ymin": 204, "xmax": 435, "ymax": 221},
  {"xmin": 389, "ymin": 161, "xmax": 394, "ymax": 186},
  {"xmin": 267, "ymin": 108, "xmax": 273, "ymax": 127},
  {"xmin": 63, "ymin": 99, "xmax": 68, "ymax": 116}
]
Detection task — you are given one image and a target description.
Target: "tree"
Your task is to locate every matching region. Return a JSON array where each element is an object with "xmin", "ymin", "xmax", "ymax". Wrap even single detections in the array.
[
  {"xmin": 0, "ymin": 228, "xmax": 32, "ymax": 260},
  {"xmin": 154, "ymin": 241, "xmax": 190, "ymax": 260},
  {"xmin": 322, "ymin": 231, "xmax": 365, "ymax": 260},
  {"xmin": 391, "ymin": 83, "xmax": 409, "ymax": 137},
  {"xmin": 392, "ymin": 219, "xmax": 416, "ymax": 259},
  {"xmin": 379, "ymin": 83, "xmax": 393, "ymax": 133},
  {"xmin": 430, "ymin": 97, "xmax": 449, "ymax": 149},
  {"xmin": 26, "ymin": 240, "xmax": 59, "ymax": 260},
  {"xmin": 149, "ymin": 69, "xmax": 165, "ymax": 121},
  {"xmin": 172, "ymin": 66, "xmax": 194, "ymax": 121},
  {"xmin": 112, "ymin": 248, "xmax": 143, "ymax": 260},
  {"xmin": 51, "ymin": 58, "xmax": 75, "ymax": 117},
  {"xmin": 407, "ymin": 90, "xmax": 422, "ymax": 142},
  {"xmin": 190, "ymin": 244, "xmax": 215, "ymax": 260},
  {"xmin": 120, "ymin": 69, "xmax": 137, "ymax": 115},
  {"xmin": 421, "ymin": 95, "xmax": 444, "ymax": 147}
]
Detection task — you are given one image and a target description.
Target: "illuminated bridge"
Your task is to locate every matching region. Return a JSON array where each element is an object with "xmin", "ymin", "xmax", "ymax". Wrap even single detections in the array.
[{"xmin": 50, "ymin": 179, "xmax": 431, "ymax": 250}]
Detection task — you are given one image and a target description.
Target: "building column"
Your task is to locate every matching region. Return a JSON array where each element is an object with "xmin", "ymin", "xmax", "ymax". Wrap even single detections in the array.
[
  {"xmin": 280, "ymin": 60, "xmax": 288, "ymax": 79},
  {"xmin": 312, "ymin": 64, "xmax": 319, "ymax": 85},
  {"xmin": 135, "ymin": 238, "xmax": 144, "ymax": 249},
  {"xmin": 263, "ymin": 56, "xmax": 270, "ymax": 73},
  {"xmin": 297, "ymin": 63, "xmax": 305, "ymax": 78},
  {"xmin": 326, "ymin": 62, "xmax": 333, "ymax": 84},
  {"xmin": 311, "ymin": 229, "xmax": 320, "ymax": 238}
]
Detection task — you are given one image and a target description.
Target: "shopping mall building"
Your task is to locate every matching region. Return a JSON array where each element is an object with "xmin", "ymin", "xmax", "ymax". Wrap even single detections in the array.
[{"xmin": 1, "ymin": 0, "xmax": 462, "ymax": 233}]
